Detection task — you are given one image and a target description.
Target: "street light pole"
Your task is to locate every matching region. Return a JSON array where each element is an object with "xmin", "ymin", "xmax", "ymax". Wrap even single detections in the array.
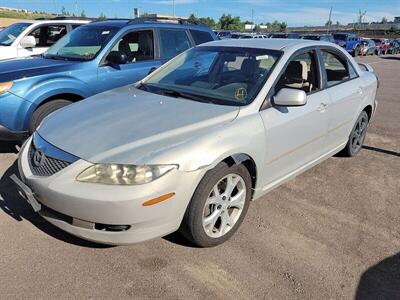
[{"xmin": 173, "ymin": 0, "xmax": 175, "ymax": 17}]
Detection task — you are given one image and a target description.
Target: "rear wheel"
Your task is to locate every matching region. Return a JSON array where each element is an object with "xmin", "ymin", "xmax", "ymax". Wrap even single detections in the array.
[
  {"xmin": 341, "ymin": 111, "xmax": 369, "ymax": 157},
  {"xmin": 352, "ymin": 46, "xmax": 360, "ymax": 57},
  {"xmin": 180, "ymin": 162, "xmax": 251, "ymax": 247},
  {"xmin": 29, "ymin": 99, "xmax": 73, "ymax": 134}
]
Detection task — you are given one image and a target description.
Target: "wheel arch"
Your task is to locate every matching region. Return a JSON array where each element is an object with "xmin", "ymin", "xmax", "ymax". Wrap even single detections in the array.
[
  {"xmin": 363, "ymin": 104, "xmax": 373, "ymax": 120},
  {"xmin": 221, "ymin": 153, "xmax": 258, "ymax": 198}
]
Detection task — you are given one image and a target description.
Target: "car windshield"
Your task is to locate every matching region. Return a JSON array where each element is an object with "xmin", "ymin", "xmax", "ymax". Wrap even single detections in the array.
[
  {"xmin": 140, "ymin": 46, "xmax": 281, "ymax": 106},
  {"xmin": 0, "ymin": 22, "xmax": 30, "ymax": 46},
  {"xmin": 333, "ymin": 34, "xmax": 348, "ymax": 41},
  {"xmin": 44, "ymin": 26, "xmax": 118, "ymax": 61}
]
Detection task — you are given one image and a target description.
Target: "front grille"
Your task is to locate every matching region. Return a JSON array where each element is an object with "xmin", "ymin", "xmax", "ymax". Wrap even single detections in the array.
[{"xmin": 28, "ymin": 142, "xmax": 71, "ymax": 177}]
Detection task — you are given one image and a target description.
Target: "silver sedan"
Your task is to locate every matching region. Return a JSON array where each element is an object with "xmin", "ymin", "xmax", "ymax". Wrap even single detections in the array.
[{"xmin": 14, "ymin": 39, "xmax": 378, "ymax": 247}]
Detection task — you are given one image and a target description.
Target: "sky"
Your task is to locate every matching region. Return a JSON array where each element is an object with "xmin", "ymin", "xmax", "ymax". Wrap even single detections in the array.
[{"xmin": 4, "ymin": 0, "xmax": 400, "ymax": 26}]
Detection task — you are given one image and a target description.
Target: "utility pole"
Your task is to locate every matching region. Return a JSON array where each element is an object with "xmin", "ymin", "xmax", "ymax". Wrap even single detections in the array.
[
  {"xmin": 173, "ymin": 0, "xmax": 175, "ymax": 18},
  {"xmin": 327, "ymin": 5, "xmax": 332, "ymax": 33}
]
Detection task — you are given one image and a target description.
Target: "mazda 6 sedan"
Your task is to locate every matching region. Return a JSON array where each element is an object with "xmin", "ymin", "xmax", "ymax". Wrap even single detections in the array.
[{"xmin": 13, "ymin": 39, "xmax": 378, "ymax": 247}]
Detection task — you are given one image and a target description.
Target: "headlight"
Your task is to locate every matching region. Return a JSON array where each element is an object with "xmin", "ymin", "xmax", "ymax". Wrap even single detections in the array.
[
  {"xmin": 76, "ymin": 164, "xmax": 178, "ymax": 185},
  {"xmin": 0, "ymin": 81, "xmax": 13, "ymax": 95}
]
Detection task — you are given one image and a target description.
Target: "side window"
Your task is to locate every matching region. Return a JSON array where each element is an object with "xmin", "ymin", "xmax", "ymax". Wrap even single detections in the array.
[
  {"xmin": 71, "ymin": 24, "xmax": 82, "ymax": 30},
  {"xmin": 28, "ymin": 25, "xmax": 67, "ymax": 47},
  {"xmin": 112, "ymin": 30, "xmax": 154, "ymax": 63},
  {"xmin": 189, "ymin": 29, "xmax": 213, "ymax": 45},
  {"xmin": 321, "ymin": 51, "xmax": 351, "ymax": 87},
  {"xmin": 159, "ymin": 29, "xmax": 191, "ymax": 60},
  {"xmin": 276, "ymin": 51, "xmax": 319, "ymax": 93}
]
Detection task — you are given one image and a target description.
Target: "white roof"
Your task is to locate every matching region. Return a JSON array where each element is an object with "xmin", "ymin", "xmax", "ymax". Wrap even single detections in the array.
[{"xmin": 201, "ymin": 38, "xmax": 334, "ymax": 51}]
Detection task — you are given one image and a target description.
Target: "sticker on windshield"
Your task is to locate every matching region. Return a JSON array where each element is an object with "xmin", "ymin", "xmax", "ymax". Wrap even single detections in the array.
[
  {"xmin": 234, "ymin": 87, "xmax": 247, "ymax": 101},
  {"xmin": 102, "ymin": 31, "xmax": 110, "ymax": 35},
  {"xmin": 256, "ymin": 55, "xmax": 269, "ymax": 60}
]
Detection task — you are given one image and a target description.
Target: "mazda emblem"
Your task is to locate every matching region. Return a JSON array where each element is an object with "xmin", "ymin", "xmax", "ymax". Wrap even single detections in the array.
[{"xmin": 33, "ymin": 149, "xmax": 46, "ymax": 167}]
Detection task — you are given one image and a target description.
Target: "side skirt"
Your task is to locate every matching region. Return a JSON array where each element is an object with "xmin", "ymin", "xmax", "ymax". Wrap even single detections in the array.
[{"xmin": 252, "ymin": 141, "xmax": 347, "ymax": 200}]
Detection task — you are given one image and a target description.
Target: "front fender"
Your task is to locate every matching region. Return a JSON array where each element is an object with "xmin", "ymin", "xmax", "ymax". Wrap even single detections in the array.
[
  {"xmin": 147, "ymin": 114, "xmax": 266, "ymax": 186},
  {"xmin": 20, "ymin": 76, "xmax": 93, "ymax": 105}
]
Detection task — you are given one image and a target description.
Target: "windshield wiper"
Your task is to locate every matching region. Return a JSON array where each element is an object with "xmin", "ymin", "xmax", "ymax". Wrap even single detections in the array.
[{"xmin": 160, "ymin": 89, "xmax": 214, "ymax": 103}]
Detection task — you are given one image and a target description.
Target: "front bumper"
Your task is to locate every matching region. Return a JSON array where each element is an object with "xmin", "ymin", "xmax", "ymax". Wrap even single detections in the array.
[
  {"xmin": 0, "ymin": 124, "xmax": 28, "ymax": 141},
  {"xmin": 16, "ymin": 137, "xmax": 204, "ymax": 245},
  {"xmin": 0, "ymin": 92, "xmax": 34, "ymax": 140}
]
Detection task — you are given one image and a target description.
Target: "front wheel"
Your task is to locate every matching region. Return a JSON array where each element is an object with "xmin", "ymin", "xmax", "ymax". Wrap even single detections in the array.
[
  {"xmin": 29, "ymin": 99, "xmax": 73, "ymax": 134},
  {"xmin": 341, "ymin": 111, "xmax": 369, "ymax": 157},
  {"xmin": 180, "ymin": 162, "xmax": 252, "ymax": 247}
]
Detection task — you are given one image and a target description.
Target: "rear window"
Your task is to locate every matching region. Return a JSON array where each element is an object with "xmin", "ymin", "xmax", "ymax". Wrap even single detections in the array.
[{"xmin": 189, "ymin": 29, "xmax": 213, "ymax": 45}]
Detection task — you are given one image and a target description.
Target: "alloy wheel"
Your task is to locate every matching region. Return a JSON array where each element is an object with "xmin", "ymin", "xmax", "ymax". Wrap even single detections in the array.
[
  {"xmin": 202, "ymin": 173, "xmax": 246, "ymax": 238},
  {"xmin": 351, "ymin": 114, "xmax": 368, "ymax": 153}
]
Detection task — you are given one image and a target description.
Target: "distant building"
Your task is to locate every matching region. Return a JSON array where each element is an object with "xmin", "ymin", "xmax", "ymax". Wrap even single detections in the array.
[{"xmin": 0, "ymin": 6, "xmax": 29, "ymax": 13}]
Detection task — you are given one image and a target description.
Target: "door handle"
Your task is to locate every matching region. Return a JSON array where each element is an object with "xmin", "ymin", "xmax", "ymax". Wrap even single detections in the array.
[{"xmin": 317, "ymin": 102, "xmax": 328, "ymax": 112}]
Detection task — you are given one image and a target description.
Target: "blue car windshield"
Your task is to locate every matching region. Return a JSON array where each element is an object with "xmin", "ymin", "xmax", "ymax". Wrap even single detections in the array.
[
  {"xmin": 0, "ymin": 22, "xmax": 30, "ymax": 46},
  {"xmin": 141, "ymin": 46, "xmax": 282, "ymax": 106},
  {"xmin": 44, "ymin": 26, "xmax": 118, "ymax": 61},
  {"xmin": 333, "ymin": 34, "xmax": 348, "ymax": 41}
]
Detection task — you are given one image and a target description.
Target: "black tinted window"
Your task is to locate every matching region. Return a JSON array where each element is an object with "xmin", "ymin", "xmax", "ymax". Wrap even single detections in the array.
[
  {"xmin": 189, "ymin": 29, "xmax": 213, "ymax": 45},
  {"xmin": 159, "ymin": 29, "xmax": 191, "ymax": 59}
]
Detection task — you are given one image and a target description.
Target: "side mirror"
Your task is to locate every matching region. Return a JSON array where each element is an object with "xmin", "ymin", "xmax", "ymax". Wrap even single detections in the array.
[
  {"xmin": 106, "ymin": 51, "xmax": 128, "ymax": 66},
  {"xmin": 20, "ymin": 36, "xmax": 36, "ymax": 48},
  {"xmin": 274, "ymin": 88, "xmax": 307, "ymax": 106}
]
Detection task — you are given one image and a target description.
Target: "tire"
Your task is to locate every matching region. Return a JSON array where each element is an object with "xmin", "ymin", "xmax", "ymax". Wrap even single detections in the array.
[
  {"xmin": 341, "ymin": 111, "xmax": 369, "ymax": 157},
  {"xmin": 29, "ymin": 99, "xmax": 73, "ymax": 134},
  {"xmin": 352, "ymin": 47, "xmax": 360, "ymax": 57},
  {"xmin": 180, "ymin": 162, "xmax": 252, "ymax": 247}
]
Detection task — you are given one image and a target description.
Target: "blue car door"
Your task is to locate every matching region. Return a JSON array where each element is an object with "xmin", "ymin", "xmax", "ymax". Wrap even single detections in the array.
[{"xmin": 96, "ymin": 29, "xmax": 162, "ymax": 93}]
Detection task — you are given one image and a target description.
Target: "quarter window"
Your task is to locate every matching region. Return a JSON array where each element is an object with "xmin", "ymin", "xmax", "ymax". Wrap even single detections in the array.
[
  {"xmin": 159, "ymin": 29, "xmax": 191, "ymax": 59},
  {"xmin": 321, "ymin": 51, "xmax": 355, "ymax": 87}
]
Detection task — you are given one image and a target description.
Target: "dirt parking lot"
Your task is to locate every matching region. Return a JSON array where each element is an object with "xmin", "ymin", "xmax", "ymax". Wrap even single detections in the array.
[{"xmin": 0, "ymin": 54, "xmax": 399, "ymax": 299}]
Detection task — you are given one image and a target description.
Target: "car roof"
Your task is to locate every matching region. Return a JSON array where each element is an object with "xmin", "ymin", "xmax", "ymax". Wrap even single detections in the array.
[
  {"xmin": 28, "ymin": 19, "xmax": 90, "ymax": 24},
  {"xmin": 200, "ymin": 38, "xmax": 325, "ymax": 51}
]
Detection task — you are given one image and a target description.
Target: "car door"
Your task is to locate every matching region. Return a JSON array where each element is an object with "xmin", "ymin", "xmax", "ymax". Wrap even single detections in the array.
[
  {"xmin": 96, "ymin": 29, "xmax": 163, "ymax": 93},
  {"xmin": 259, "ymin": 49, "xmax": 330, "ymax": 187},
  {"xmin": 17, "ymin": 24, "xmax": 68, "ymax": 57},
  {"xmin": 319, "ymin": 48, "xmax": 363, "ymax": 151}
]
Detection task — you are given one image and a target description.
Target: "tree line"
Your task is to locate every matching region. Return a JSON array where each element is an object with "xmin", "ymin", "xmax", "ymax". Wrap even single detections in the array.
[{"xmin": 188, "ymin": 14, "xmax": 287, "ymax": 32}]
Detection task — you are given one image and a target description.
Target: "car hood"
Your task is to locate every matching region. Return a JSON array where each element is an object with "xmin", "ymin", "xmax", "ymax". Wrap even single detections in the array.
[
  {"xmin": 38, "ymin": 86, "xmax": 240, "ymax": 164},
  {"xmin": 0, "ymin": 57, "xmax": 80, "ymax": 82}
]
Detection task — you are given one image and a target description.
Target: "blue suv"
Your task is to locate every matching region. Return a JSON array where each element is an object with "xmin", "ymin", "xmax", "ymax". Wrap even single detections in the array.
[
  {"xmin": 333, "ymin": 33, "xmax": 361, "ymax": 57},
  {"xmin": 0, "ymin": 17, "xmax": 216, "ymax": 140}
]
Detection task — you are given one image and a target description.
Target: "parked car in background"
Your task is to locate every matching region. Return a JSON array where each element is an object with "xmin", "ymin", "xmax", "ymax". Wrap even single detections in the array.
[
  {"xmin": 214, "ymin": 30, "xmax": 231, "ymax": 39},
  {"xmin": 372, "ymin": 38, "xmax": 390, "ymax": 55},
  {"xmin": 333, "ymin": 32, "xmax": 361, "ymax": 57},
  {"xmin": 359, "ymin": 39, "xmax": 375, "ymax": 56},
  {"xmin": 0, "ymin": 17, "xmax": 216, "ymax": 141},
  {"xmin": 13, "ymin": 39, "xmax": 377, "ymax": 247},
  {"xmin": 388, "ymin": 40, "xmax": 400, "ymax": 54},
  {"xmin": 301, "ymin": 34, "xmax": 334, "ymax": 43},
  {"xmin": 269, "ymin": 32, "xmax": 300, "ymax": 39},
  {"xmin": 0, "ymin": 18, "xmax": 90, "ymax": 60}
]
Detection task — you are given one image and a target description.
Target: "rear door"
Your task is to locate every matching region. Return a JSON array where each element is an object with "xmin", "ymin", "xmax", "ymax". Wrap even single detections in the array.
[
  {"xmin": 96, "ymin": 29, "xmax": 162, "ymax": 93},
  {"xmin": 259, "ymin": 49, "xmax": 330, "ymax": 186},
  {"xmin": 319, "ymin": 48, "xmax": 363, "ymax": 150}
]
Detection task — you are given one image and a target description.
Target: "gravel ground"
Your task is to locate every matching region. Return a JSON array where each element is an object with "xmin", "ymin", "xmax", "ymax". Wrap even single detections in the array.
[{"xmin": 0, "ymin": 54, "xmax": 399, "ymax": 299}]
